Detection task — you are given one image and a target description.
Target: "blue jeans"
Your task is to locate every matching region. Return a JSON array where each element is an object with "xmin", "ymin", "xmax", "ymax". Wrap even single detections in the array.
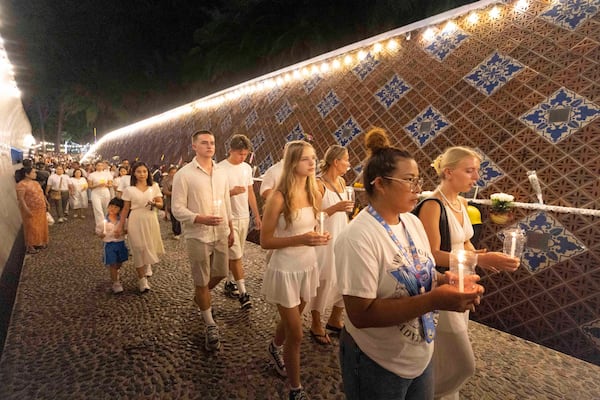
[{"xmin": 339, "ymin": 328, "xmax": 434, "ymax": 400}]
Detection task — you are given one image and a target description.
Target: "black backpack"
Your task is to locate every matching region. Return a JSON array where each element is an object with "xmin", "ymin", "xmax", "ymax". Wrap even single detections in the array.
[{"xmin": 412, "ymin": 198, "xmax": 451, "ymax": 272}]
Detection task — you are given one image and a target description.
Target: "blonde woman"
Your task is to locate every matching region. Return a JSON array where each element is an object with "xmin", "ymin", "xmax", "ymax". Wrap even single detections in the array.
[
  {"xmin": 261, "ymin": 140, "xmax": 330, "ymax": 400},
  {"xmin": 309, "ymin": 145, "xmax": 354, "ymax": 345},
  {"xmin": 415, "ymin": 146, "xmax": 519, "ymax": 400}
]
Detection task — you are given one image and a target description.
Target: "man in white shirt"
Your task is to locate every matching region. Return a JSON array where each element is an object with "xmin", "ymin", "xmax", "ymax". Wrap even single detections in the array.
[
  {"xmin": 258, "ymin": 143, "xmax": 289, "ymax": 200},
  {"xmin": 172, "ymin": 130, "xmax": 234, "ymax": 352},
  {"xmin": 217, "ymin": 134, "xmax": 262, "ymax": 309}
]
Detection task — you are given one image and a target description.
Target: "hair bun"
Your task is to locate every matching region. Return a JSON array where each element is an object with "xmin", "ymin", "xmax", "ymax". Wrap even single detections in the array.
[{"xmin": 365, "ymin": 127, "xmax": 391, "ymax": 153}]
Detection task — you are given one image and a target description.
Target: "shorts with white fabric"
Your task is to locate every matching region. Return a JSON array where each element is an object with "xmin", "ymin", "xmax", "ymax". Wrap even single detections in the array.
[{"xmin": 228, "ymin": 217, "xmax": 249, "ymax": 259}]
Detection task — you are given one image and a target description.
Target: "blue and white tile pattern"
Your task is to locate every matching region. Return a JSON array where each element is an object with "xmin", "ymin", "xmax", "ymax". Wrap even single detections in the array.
[
  {"xmin": 541, "ymin": 0, "xmax": 600, "ymax": 31},
  {"xmin": 333, "ymin": 117, "xmax": 362, "ymax": 147},
  {"xmin": 316, "ymin": 90, "xmax": 341, "ymax": 118},
  {"xmin": 404, "ymin": 106, "xmax": 450, "ymax": 147},
  {"xmin": 464, "ymin": 52, "xmax": 524, "ymax": 96},
  {"xmin": 245, "ymin": 109, "xmax": 259, "ymax": 129},
  {"xmin": 424, "ymin": 27, "xmax": 469, "ymax": 62},
  {"xmin": 375, "ymin": 74, "xmax": 411, "ymax": 109},
  {"xmin": 520, "ymin": 88, "xmax": 600, "ymax": 143},
  {"xmin": 275, "ymin": 100, "xmax": 293, "ymax": 125},
  {"xmin": 352, "ymin": 53, "xmax": 380, "ymax": 81}
]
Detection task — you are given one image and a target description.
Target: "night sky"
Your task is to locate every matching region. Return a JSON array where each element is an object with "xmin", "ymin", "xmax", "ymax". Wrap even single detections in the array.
[{"xmin": 1, "ymin": 0, "xmax": 476, "ymax": 142}]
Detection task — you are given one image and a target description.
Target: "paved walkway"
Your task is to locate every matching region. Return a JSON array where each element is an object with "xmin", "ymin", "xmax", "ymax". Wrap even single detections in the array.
[{"xmin": 0, "ymin": 209, "xmax": 598, "ymax": 399}]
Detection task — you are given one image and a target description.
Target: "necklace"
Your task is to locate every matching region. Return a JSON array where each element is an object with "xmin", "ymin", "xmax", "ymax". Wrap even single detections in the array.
[{"xmin": 438, "ymin": 187, "xmax": 463, "ymax": 213}]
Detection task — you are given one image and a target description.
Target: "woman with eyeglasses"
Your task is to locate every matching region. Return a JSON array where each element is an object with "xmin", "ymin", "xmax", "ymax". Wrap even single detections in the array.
[
  {"xmin": 415, "ymin": 146, "xmax": 519, "ymax": 400},
  {"xmin": 335, "ymin": 130, "xmax": 484, "ymax": 400}
]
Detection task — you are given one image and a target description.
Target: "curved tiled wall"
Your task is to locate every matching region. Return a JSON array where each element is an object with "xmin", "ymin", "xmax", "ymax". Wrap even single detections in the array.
[{"xmin": 93, "ymin": 0, "xmax": 600, "ymax": 366}]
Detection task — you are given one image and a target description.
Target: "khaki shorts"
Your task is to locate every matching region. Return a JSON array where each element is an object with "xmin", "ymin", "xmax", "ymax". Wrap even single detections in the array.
[
  {"xmin": 186, "ymin": 238, "xmax": 228, "ymax": 287},
  {"xmin": 229, "ymin": 217, "xmax": 249, "ymax": 260}
]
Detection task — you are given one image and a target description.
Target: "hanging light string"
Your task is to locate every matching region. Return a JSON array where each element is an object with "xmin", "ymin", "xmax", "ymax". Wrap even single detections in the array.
[{"xmin": 469, "ymin": 199, "xmax": 600, "ymax": 217}]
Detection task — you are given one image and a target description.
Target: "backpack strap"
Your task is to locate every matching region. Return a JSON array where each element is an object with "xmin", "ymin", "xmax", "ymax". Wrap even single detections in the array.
[{"xmin": 412, "ymin": 197, "xmax": 452, "ymax": 272}]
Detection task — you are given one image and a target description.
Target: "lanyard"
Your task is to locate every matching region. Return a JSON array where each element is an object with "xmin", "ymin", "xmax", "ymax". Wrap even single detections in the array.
[
  {"xmin": 366, "ymin": 204, "xmax": 436, "ymax": 343},
  {"xmin": 366, "ymin": 205, "xmax": 432, "ymax": 294}
]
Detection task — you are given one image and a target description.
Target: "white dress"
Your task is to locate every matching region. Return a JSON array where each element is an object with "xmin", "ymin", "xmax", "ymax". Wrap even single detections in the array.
[
  {"xmin": 315, "ymin": 186, "xmax": 349, "ymax": 281},
  {"xmin": 69, "ymin": 177, "xmax": 88, "ymax": 209},
  {"xmin": 122, "ymin": 184, "xmax": 165, "ymax": 268},
  {"xmin": 261, "ymin": 207, "xmax": 320, "ymax": 308},
  {"xmin": 433, "ymin": 203, "xmax": 475, "ymax": 400}
]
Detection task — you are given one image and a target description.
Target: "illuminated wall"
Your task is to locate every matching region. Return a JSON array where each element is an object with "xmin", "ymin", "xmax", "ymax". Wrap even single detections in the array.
[
  {"xmin": 0, "ymin": 34, "xmax": 31, "ymax": 278},
  {"xmin": 91, "ymin": 0, "xmax": 600, "ymax": 366}
]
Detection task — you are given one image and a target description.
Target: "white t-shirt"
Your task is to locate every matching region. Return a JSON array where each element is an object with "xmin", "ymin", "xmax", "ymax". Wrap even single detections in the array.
[
  {"xmin": 335, "ymin": 209, "xmax": 436, "ymax": 379},
  {"xmin": 218, "ymin": 159, "xmax": 253, "ymax": 219},
  {"xmin": 116, "ymin": 175, "xmax": 132, "ymax": 194},
  {"xmin": 259, "ymin": 160, "xmax": 283, "ymax": 196},
  {"xmin": 88, "ymin": 171, "xmax": 113, "ymax": 191}
]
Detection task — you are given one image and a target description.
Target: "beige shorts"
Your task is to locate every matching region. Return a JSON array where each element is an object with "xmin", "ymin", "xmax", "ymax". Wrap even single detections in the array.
[
  {"xmin": 186, "ymin": 238, "xmax": 228, "ymax": 287},
  {"xmin": 229, "ymin": 217, "xmax": 249, "ymax": 260}
]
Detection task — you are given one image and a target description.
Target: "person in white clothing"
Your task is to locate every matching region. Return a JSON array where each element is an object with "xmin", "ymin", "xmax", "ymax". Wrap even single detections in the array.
[
  {"xmin": 68, "ymin": 168, "xmax": 88, "ymax": 219},
  {"xmin": 115, "ymin": 162, "xmax": 165, "ymax": 293},
  {"xmin": 335, "ymin": 129, "xmax": 484, "ymax": 400},
  {"xmin": 218, "ymin": 134, "xmax": 262, "ymax": 309},
  {"xmin": 309, "ymin": 145, "xmax": 354, "ymax": 345},
  {"xmin": 88, "ymin": 161, "xmax": 113, "ymax": 226},
  {"xmin": 259, "ymin": 143, "xmax": 290, "ymax": 200},
  {"xmin": 45, "ymin": 165, "xmax": 71, "ymax": 223},
  {"xmin": 261, "ymin": 140, "xmax": 330, "ymax": 400},
  {"xmin": 171, "ymin": 130, "xmax": 234, "ymax": 352},
  {"xmin": 415, "ymin": 146, "xmax": 519, "ymax": 400}
]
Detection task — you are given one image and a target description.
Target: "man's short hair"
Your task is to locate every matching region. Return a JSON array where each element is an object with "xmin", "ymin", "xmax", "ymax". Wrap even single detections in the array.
[
  {"xmin": 229, "ymin": 134, "xmax": 253, "ymax": 152},
  {"xmin": 191, "ymin": 130, "xmax": 214, "ymax": 142}
]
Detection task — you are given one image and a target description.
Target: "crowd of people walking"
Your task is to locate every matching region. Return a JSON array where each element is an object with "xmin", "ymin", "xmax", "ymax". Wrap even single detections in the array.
[{"xmin": 14, "ymin": 128, "xmax": 520, "ymax": 400}]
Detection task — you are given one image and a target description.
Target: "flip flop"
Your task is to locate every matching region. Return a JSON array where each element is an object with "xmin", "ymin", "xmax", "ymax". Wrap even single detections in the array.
[
  {"xmin": 325, "ymin": 323, "xmax": 343, "ymax": 334},
  {"xmin": 309, "ymin": 330, "xmax": 331, "ymax": 345}
]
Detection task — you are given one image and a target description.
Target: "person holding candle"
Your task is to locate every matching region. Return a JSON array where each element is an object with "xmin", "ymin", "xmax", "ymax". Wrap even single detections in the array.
[
  {"xmin": 96, "ymin": 197, "xmax": 128, "ymax": 294},
  {"xmin": 88, "ymin": 161, "xmax": 113, "ymax": 227},
  {"xmin": 261, "ymin": 140, "xmax": 330, "ymax": 400},
  {"xmin": 115, "ymin": 161, "xmax": 165, "ymax": 293},
  {"xmin": 309, "ymin": 145, "xmax": 354, "ymax": 345},
  {"xmin": 68, "ymin": 168, "xmax": 88, "ymax": 219},
  {"xmin": 218, "ymin": 134, "xmax": 262, "ymax": 309},
  {"xmin": 335, "ymin": 131, "xmax": 483, "ymax": 400},
  {"xmin": 171, "ymin": 130, "xmax": 234, "ymax": 352},
  {"xmin": 415, "ymin": 146, "xmax": 519, "ymax": 400}
]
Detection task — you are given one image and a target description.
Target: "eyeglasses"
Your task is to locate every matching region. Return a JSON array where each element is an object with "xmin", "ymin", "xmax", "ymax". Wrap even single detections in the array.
[{"xmin": 383, "ymin": 176, "xmax": 424, "ymax": 191}]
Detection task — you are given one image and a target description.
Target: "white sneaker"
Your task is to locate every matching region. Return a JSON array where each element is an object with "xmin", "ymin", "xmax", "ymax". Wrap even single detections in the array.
[
  {"xmin": 173, "ymin": 235, "xmax": 180, "ymax": 240},
  {"xmin": 138, "ymin": 277, "xmax": 150, "ymax": 293},
  {"xmin": 58, "ymin": 217, "xmax": 65, "ymax": 223},
  {"xmin": 145, "ymin": 265, "xmax": 153, "ymax": 277},
  {"xmin": 112, "ymin": 282, "xmax": 124, "ymax": 294}
]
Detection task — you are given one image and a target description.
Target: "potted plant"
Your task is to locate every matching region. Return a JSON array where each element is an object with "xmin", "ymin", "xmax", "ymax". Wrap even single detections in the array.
[{"xmin": 489, "ymin": 192, "xmax": 514, "ymax": 224}]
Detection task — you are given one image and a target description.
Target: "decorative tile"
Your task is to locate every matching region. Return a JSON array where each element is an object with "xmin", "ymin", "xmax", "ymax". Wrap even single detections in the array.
[
  {"xmin": 423, "ymin": 27, "xmax": 469, "ymax": 62},
  {"xmin": 540, "ymin": 0, "xmax": 600, "ymax": 31},
  {"xmin": 285, "ymin": 123, "xmax": 311, "ymax": 142},
  {"xmin": 275, "ymin": 100, "xmax": 293, "ymax": 125},
  {"xmin": 352, "ymin": 53, "xmax": 380, "ymax": 81},
  {"xmin": 464, "ymin": 52, "xmax": 525, "ymax": 96},
  {"xmin": 251, "ymin": 130, "xmax": 266, "ymax": 151},
  {"xmin": 476, "ymin": 151, "xmax": 506, "ymax": 188},
  {"xmin": 333, "ymin": 117, "xmax": 362, "ymax": 147},
  {"xmin": 304, "ymin": 74, "xmax": 323, "ymax": 94},
  {"xmin": 498, "ymin": 212, "xmax": 587, "ymax": 273},
  {"xmin": 404, "ymin": 106, "xmax": 450, "ymax": 147},
  {"xmin": 220, "ymin": 113, "xmax": 232, "ymax": 134},
  {"xmin": 374, "ymin": 74, "xmax": 412, "ymax": 109},
  {"xmin": 258, "ymin": 153, "xmax": 274, "ymax": 176},
  {"xmin": 245, "ymin": 109, "xmax": 259, "ymax": 129},
  {"xmin": 520, "ymin": 88, "xmax": 600, "ymax": 143},
  {"xmin": 316, "ymin": 90, "xmax": 341, "ymax": 118},
  {"xmin": 267, "ymin": 86, "xmax": 283, "ymax": 104},
  {"xmin": 240, "ymin": 96, "xmax": 252, "ymax": 113}
]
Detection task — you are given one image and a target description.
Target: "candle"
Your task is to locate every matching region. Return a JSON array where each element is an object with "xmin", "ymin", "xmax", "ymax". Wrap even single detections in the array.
[
  {"xmin": 103, "ymin": 220, "xmax": 107, "ymax": 235},
  {"xmin": 318, "ymin": 211, "xmax": 326, "ymax": 235},
  {"xmin": 457, "ymin": 251, "xmax": 465, "ymax": 292},
  {"xmin": 510, "ymin": 232, "xmax": 517, "ymax": 257}
]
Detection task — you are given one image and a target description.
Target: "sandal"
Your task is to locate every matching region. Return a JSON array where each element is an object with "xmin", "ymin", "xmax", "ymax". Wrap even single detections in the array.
[
  {"xmin": 309, "ymin": 330, "xmax": 331, "ymax": 345},
  {"xmin": 26, "ymin": 248, "xmax": 39, "ymax": 255},
  {"xmin": 325, "ymin": 323, "xmax": 343, "ymax": 334}
]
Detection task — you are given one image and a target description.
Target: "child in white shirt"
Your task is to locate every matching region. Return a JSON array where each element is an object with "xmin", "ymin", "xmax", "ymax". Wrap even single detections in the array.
[{"xmin": 96, "ymin": 197, "xmax": 128, "ymax": 294}]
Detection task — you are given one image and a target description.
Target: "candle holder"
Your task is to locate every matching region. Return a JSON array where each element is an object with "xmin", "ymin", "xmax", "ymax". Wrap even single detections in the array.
[
  {"xmin": 316, "ymin": 211, "xmax": 327, "ymax": 235},
  {"xmin": 449, "ymin": 249, "xmax": 477, "ymax": 293},
  {"xmin": 502, "ymin": 228, "xmax": 526, "ymax": 259}
]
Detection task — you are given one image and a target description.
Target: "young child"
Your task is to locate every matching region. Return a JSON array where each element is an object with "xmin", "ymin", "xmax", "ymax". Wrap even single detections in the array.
[{"xmin": 96, "ymin": 197, "xmax": 128, "ymax": 294}]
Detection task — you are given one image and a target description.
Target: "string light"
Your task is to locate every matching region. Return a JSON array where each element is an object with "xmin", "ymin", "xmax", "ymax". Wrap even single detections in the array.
[
  {"xmin": 373, "ymin": 43, "xmax": 383, "ymax": 53},
  {"xmin": 387, "ymin": 39, "xmax": 399, "ymax": 51},
  {"xmin": 489, "ymin": 6, "xmax": 501, "ymax": 19},
  {"xmin": 442, "ymin": 21, "xmax": 458, "ymax": 34},
  {"xmin": 423, "ymin": 28, "xmax": 436, "ymax": 41},
  {"xmin": 344, "ymin": 55, "xmax": 353, "ymax": 65},
  {"xmin": 515, "ymin": 0, "xmax": 529, "ymax": 12},
  {"xmin": 357, "ymin": 50, "xmax": 367, "ymax": 60},
  {"xmin": 332, "ymin": 59, "xmax": 341, "ymax": 69},
  {"xmin": 467, "ymin": 12, "xmax": 479, "ymax": 24}
]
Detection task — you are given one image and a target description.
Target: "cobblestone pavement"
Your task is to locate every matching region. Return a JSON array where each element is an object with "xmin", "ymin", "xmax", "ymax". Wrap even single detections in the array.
[{"xmin": 0, "ymin": 208, "xmax": 598, "ymax": 399}]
